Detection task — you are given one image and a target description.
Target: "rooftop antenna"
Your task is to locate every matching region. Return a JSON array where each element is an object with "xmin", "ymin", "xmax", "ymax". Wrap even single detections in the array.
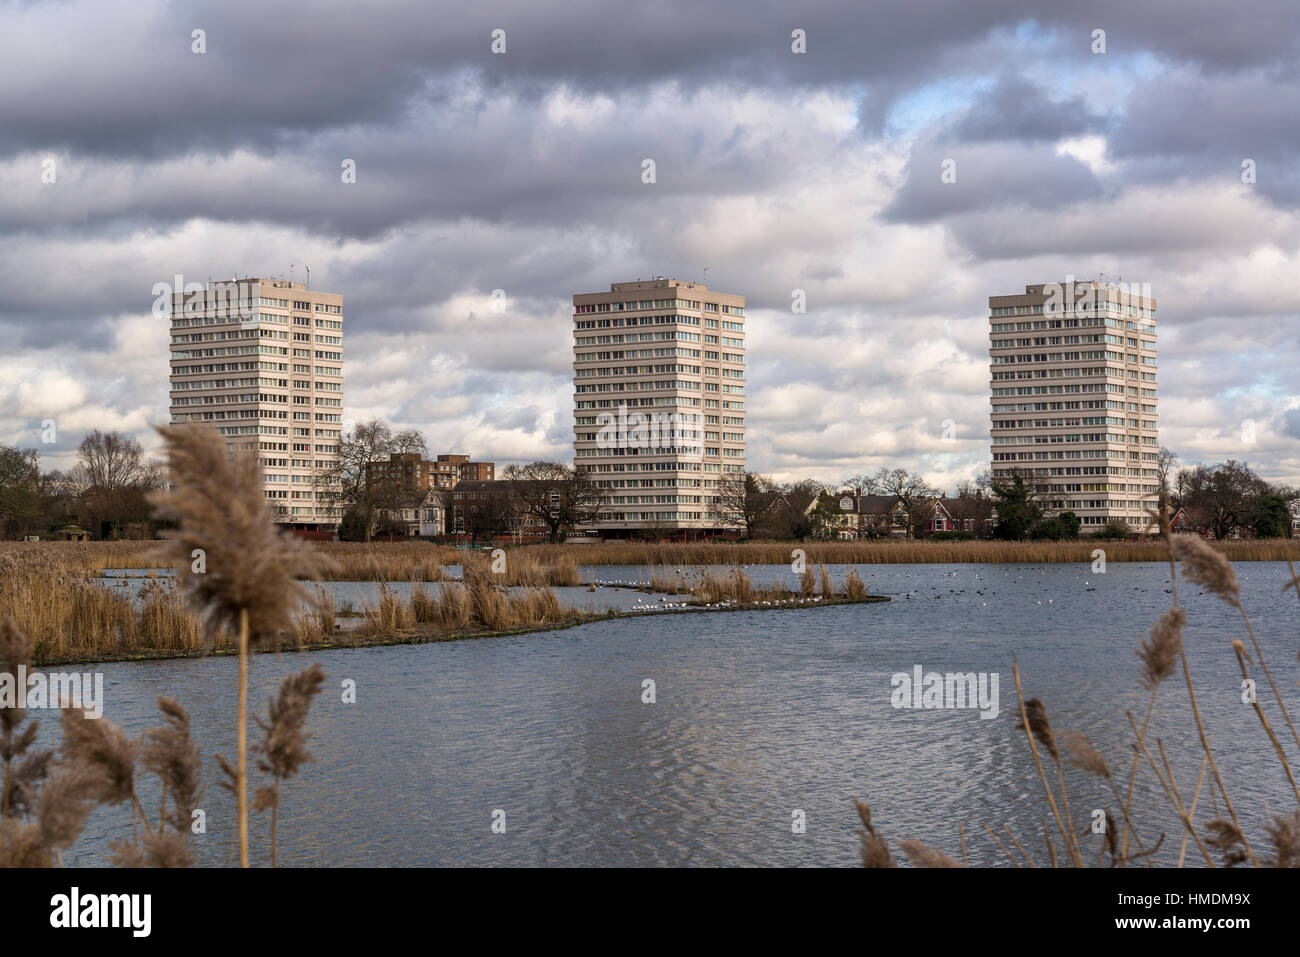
[
  {"xmin": 290, "ymin": 264, "xmax": 294, "ymax": 283},
  {"xmin": 305, "ymin": 266, "xmax": 310, "ymax": 289}
]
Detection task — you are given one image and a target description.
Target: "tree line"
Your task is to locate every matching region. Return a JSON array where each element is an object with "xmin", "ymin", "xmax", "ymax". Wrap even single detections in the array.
[
  {"xmin": 0, "ymin": 431, "xmax": 165, "ymax": 539},
  {"xmin": 2, "ymin": 426, "xmax": 1295, "ymax": 543}
]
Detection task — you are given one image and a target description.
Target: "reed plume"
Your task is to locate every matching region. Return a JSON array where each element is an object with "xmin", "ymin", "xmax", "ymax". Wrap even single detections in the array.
[
  {"xmin": 854, "ymin": 800, "xmax": 895, "ymax": 867},
  {"xmin": 139, "ymin": 696, "xmax": 202, "ymax": 833},
  {"xmin": 1018, "ymin": 699, "xmax": 1059, "ymax": 762},
  {"xmin": 1204, "ymin": 818, "xmax": 1248, "ymax": 868},
  {"xmin": 252, "ymin": 663, "xmax": 326, "ymax": 867},
  {"xmin": 1170, "ymin": 535, "xmax": 1241, "ymax": 608},
  {"xmin": 151, "ymin": 424, "xmax": 325, "ymax": 644},
  {"xmin": 1137, "ymin": 608, "xmax": 1185, "ymax": 691},
  {"xmin": 151, "ymin": 423, "xmax": 328, "ymax": 869},
  {"xmin": 900, "ymin": 839, "xmax": 963, "ymax": 868},
  {"xmin": 1265, "ymin": 811, "xmax": 1300, "ymax": 867},
  {"xmin": 1060, "ymin": 729, "xmax": 1109, "ymax": 778}
]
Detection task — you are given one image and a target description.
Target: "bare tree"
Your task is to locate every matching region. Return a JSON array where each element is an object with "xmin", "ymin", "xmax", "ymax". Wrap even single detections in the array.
[
  {"xmin": 391, "ymin": 429, "xmax": 428, "ymax": 456},
  {"xmin": 75, "ymin": 430, "xmax": 159, "ymax": 537},
  {"xmin": 711, "ymin": 472, "xmax": 779, "ymax": 537},
  {"xmin": 1178, "ymin": 460, "xmax": 1268, "ymax": 540},
  {"xmin": 452, "ymin": 487, "xmax": 517, "ymax": 543},
  {"xmin": 503, "ymin": 462, "xmax": 604, "ymax": 543},
  {"xmin": 318, "ymin": 418, "xmax": 413, "ymax": 541},
  {"xmin": 840, "ymin": 472, "xmax": 876, "ymax": 495},
  {"xmin": 1156, "ymin": 446, "xmax": 1179, "ymax": 504},
  {"xmin": 868, "ymin": 468, "xmax": 938, "ymax": 541},
  {"xmin": 77, "ymin": 429, "xmax": 148, "ymax": 494},
  {"xmin": 769, "ymin": 479, "xmax": 825, "ymax": 539},
  {"xmin": 945, "ymin": 480, "xmax": 994, "ymax": 535}
]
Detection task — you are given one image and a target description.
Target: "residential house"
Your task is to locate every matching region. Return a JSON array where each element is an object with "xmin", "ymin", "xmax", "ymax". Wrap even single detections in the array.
[
  {"xmin": 920, "ymin": 496, "xmax": 957, "ymax": 535},
  {"xmin": 809, "ymin": 492, "xmax": 910, "ymax": 539},
  {"xmin": 374, "ymin": 487, "xmax": 444, "ymax": 538}
]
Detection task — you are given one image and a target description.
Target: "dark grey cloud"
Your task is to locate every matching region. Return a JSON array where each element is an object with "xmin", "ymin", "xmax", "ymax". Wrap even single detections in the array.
[
  {"xmin": 3, "ymin": 0, "xmax": 1297, "ymax": 161},
  {"xmin": 954, "ymin": 73, "xmax": 1107, "ymax": 142},
  {"xmin": 1283, "ymin": 408, "xmax": 1300, "ymax": 441},
  {"xmin": 2, "ymin": 0, "xmax": 1299, "ymax": 483},
  {"xmin": 883, "ymin": 138, "xmax": 1102, "ymax": 224}
]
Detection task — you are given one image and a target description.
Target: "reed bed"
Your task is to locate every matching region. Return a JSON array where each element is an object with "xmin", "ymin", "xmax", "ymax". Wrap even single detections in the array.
[
  {"xmin": 855, "ymin": 513, "xmax": 1300, "ymax": 868},
  {"xmin": 0, "ymin": 551, "xmax": 204, "ymax": 661},
  {"xmin": 539, "ymin": 538, "xmax": 1300, "ymax": 567},
  {"xmin": 680, "ymin": 564, "xmax": 870, "ymax": 605},
  {"xmin": 8, "ymin": 538, "xmax": 1296, "ymax": 596},
  {"xmin": 357, "ymin": 578, "xmax": 584, "ymax": 637},
  {"xmin": 457, "ymin": 549, "xmax": 582, "ymax": 587}
]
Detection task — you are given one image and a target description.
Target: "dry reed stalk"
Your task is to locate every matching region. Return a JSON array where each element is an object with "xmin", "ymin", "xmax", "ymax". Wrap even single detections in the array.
[
  {"xmin": 1060, "ymin": 729, "xmax": 1152, "ymax": 868},
  {"xmin": 151, "ymin": 424, "xmax": 327, "ymax": 869},
  {"xmin": 841, "ymin": 568, "xmax": 867, "ymax": 599},
  {"xmin": 853, "ymin": 800, "xmax": 895, "ymax": 867},
  {"xmin": 1124, "ymin": 709, "xmax": 1215, "ymax": 866},
  {"xmin": 1173, "ymin": 535, "xmax": 1300, "ymax": 754},
  {"xmin": 1176, "ymin": 747, "xmax": 1211, "ymax": 867},
  {"xmin": 253, "ymin": 663, "xmax": 326, "ymax": 867},
  {"xmin": 1230, "ymin": 640, "xmax": 1300, "ymax": 806},
  {"xmin": 1002, "ymin": 825, "xmax": 1038, "ymax": 868},
  {"xmin": 1159, "ymin": 535, "xmax": 1257, "ymax": 867},
  {"xmin": 1010, "ymin": 663, "xmax": 1082, "ymax": 867},
  {"xmin": 798, "ymin": 567, "xmax": 815, "ymax": 597},
  {"xmin": 237, "ymin": 608, "xmax": 249, "ymax": 868},
  {"xmin": 1041, "ymin": 818, "xmax": 1058, "ymax": 868},
  {"xmin": 980, "ymin": 823, "xmax": 1021, "ymax": 867},
  {"xmin": 544, "ymin": 537, "xmax": 1300, "ymax": 567}
]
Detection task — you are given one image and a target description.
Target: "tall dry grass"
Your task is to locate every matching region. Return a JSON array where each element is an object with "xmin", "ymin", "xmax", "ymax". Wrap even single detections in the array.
[
  {"xmin": 0, "ymin": 552, "xmax": 203, "ymax": 662},
  {"xmin": 357, "ymin": 579, "xmax": 581, "ymax": 637},
  {"xmin": 543, "ymin": 538, "xmax": 1300, "ymax": 567},
  {"xmin": 670, "ymin": 564, "xmax": 877, "ymax": 606},
  {"xmin": 857, "ymin": 506, "xmax": 1300, "ymax": 868},
  {"xmin": 0, "ymin": 436, "xmax": 330, "ymax": 870},
  {"xmin": 0, "ymin": 614, "xmax": 205, "ymax": 868}
]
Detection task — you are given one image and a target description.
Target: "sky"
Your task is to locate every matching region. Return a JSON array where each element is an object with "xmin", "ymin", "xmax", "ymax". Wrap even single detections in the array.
[{"xmin": 1, "ymin": 0, "xmax": 1298, "ymax": 489}]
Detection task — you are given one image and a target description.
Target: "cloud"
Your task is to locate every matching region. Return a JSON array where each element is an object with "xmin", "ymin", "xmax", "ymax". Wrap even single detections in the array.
[{"xmin": 1, "ymin": 0, "xmax": 1299, "ymax": 487}]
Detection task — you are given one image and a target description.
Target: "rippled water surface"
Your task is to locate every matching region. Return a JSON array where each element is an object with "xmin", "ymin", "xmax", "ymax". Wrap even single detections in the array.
[{"xmin": 72, "ymin": 561, "xmax": 1299, "ymax": 866}]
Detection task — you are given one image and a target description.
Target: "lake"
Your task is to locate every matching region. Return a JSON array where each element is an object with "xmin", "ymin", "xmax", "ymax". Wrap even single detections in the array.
[{"xmin": 66, "ymin": 560, "xmax": 1299, "ymax": 866}]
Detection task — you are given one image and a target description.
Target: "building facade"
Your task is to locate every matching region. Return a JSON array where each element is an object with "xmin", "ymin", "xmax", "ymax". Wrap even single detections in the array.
[
  {"xmin": 989, "ymin": 279, "xmax": 1159, "ymax": 533},
  {"xmin": 366, "ymin": 452, "xmax": 495, "ymax": 493},
  {"xmin": 572, "ymin": 278, "xmax": 746, "ymax": 538},
  {"xmin": 168, "ymin": 277, "xmax": 343, "ymax": 532}
]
